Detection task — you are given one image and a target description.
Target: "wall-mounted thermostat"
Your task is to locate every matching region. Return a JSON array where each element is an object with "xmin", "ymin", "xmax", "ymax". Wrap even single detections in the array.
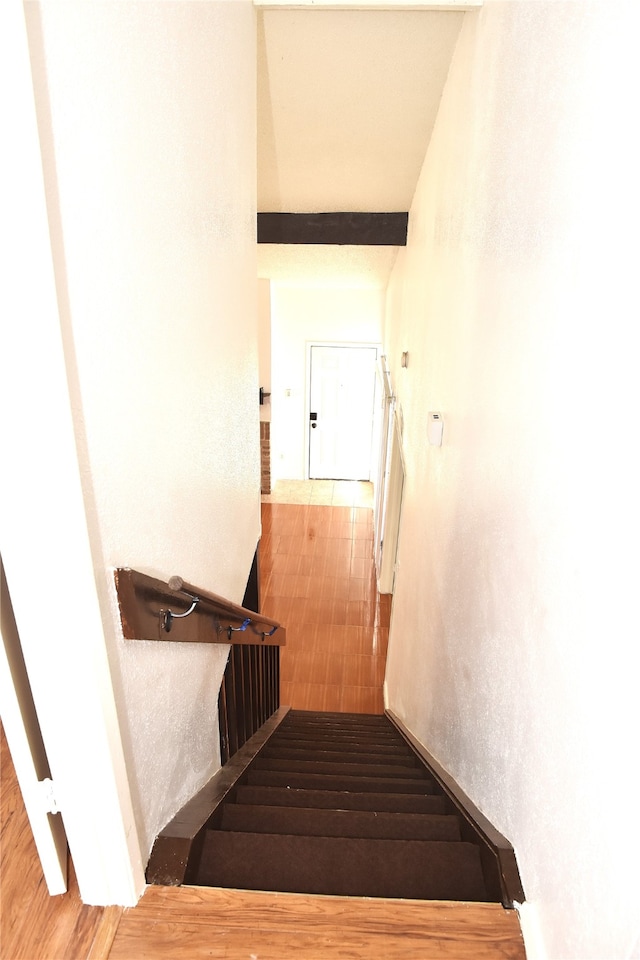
[{"xmin": 427, "ymin": 412, "xmax": 443, "ymax": 446}]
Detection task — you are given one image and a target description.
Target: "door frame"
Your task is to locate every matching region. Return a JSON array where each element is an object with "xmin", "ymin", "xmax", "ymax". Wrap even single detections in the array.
[
  {"xmin": 373, "ymin": 357, "xmax": 406, "ymax": 594},
  {"xmin": 373, "ymin": 357, "xmax": 394, "ymax": 578},
  {"xmin": 377, "ymin": 408, "xmax": 406, "ymax": 594},
  {"xmin": 305, "ymin": 341, "xmax": 380, "ymax": 481}
]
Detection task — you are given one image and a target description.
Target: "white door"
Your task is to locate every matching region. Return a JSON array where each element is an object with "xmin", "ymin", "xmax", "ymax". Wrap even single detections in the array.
[{"xmin": 309, "ymin": 345, "xmax": 377, "ymax": 480}]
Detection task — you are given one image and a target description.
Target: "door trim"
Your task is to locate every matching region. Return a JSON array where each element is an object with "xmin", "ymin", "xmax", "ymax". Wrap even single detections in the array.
[{"xmin": 377, "ymin": 409, "xmax": 406, "ymax": 593}]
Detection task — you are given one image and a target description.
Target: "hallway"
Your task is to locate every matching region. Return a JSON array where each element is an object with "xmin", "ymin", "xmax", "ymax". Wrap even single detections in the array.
[{"xmin": 260, "ymin": 481, "xmax": 390, "ymax": 714}]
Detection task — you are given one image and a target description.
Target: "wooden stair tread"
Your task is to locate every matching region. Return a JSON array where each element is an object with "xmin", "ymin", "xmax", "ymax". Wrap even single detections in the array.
[
  {"xmin": 277, "ymin": 728, "xmax": 404, "ymax": 742},
  {"xmin": 280, "ymin": 719, "xmax": 400, "ymax": 731},
  {"xmin": 264, "ymin": 739, "xmax": 414, "ymax": 756},
  {"xmin": 284, "ymin": 710, "xmax": 390, "ymax": 724},
  {"xmin": 281, "ymin": 718, "xmax": 397, "ymax": 729},
  {"xmin": 235, "ymin": 785, "xmax": 448, "ymax": 814},
  {"xmin": 220, "ymin": 804, "xmax": 462, "ymax": 841},
  {"xmin": 280, "ymin": 716, "xmax": 400, "ymax": 736},
  {"xmin": 271, "ymin": 737, "xmax": 407, "ymax": 752},
  {"xmin": 196, "ymin": 831, "xmax": 488, "ymax": 901},
  {"xmin": 247, "ymin": 769, "xmax": 437, "ymax": 794},
  {"xmin": 253, "ymin": 757, "xmax": 427, "ymax": 779}
]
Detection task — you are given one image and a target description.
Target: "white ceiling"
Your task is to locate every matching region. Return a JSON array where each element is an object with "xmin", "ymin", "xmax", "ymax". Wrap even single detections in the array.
[{"xmin": 256, "ymin": 7, "xmax": 465, "ymax": 285}]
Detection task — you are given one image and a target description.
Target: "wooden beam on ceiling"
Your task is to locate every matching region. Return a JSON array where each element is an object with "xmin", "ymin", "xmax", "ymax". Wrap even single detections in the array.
[{"xmin": 257, "ymin": 212, "xmax": 408, "ymax": 246}]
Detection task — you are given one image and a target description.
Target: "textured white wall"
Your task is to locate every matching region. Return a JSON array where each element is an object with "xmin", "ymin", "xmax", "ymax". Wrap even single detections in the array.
[
  {"xmin": 384, "ymin": 4, "xmax": 640, "ymax": 959},
  {"xmin": 270, "ymin": 283, "xmax": 384, "ymax": 480},
  {"xmin": 28, "ymin": 1, "xmax": 258, "ymax": 862}
]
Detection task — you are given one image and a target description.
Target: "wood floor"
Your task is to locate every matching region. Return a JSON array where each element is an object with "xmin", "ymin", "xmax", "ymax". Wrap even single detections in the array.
[
  {"xmin": 261, "ymin": 499, "xmax": 390, "ymax": 715},
  {"xmin": 0, "ymin": 725, "xmax": 121, "ymax": 960},
  {"xmin": 1, "ymin": 484, "xmax": 526, "ymax": 960},
  {"xmin": 108, "ymin": 885, "xmax": 527, "ymax": 960}
]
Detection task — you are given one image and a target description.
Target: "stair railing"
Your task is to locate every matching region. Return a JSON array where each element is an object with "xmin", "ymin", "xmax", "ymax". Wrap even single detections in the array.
[
  {"xmin": 114, "ymin": 567, "xmax": 284, "ymax": 766},
  {"xmin": 217, "ymin": 642, "xmax": 280, "ymax": 764},
  {"xmin": 113, "ymin": 568, "xmax": 286, "ymax": 646}
]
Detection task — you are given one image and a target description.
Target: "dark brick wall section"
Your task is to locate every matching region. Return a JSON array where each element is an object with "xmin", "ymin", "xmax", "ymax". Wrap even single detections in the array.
[{"xmin": 260, "ymin": 421, "xmax": 271, "ymax": 494}]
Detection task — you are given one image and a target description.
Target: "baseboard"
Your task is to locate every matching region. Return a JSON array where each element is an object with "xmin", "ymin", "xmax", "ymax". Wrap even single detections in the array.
[
  {"xmin": 515, "ymin": 901, "xmax": 546, "ymax": 960},
  {"xmin": 385, "ymin": 709, "xmax": 525, "ymax": 908},
  {"xmin": 146, "ymin": 706, "xmax": 291, "ymax": 886}
]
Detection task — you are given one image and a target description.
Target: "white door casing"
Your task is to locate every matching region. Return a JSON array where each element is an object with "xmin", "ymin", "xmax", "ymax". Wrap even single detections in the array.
[
  {"xmin": 378, "ymin": 415, "xmax": 405, "ymax": 594},
  {"xmin": 373, "ymin": 359, "xmax": 405, "ymax": 595},
  {"xmin": 373, "ymin": 358, "xmax": 394, "ymax": 578}
]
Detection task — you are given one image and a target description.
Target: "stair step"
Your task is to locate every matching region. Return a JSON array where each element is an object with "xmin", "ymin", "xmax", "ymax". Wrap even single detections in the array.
[
  {"xmin": 235, "ymin": 786, "xmax": 448, "ymax": 814},
  {"xmin": 281, "ymin": 716, "xmax": 396, "ymax": 732},
  {"xmin": 247, "ymin": 769, "xmax": 437, "ymax": 794},
  {"xmin": 285, "ymin": 711, "xmax": 389, "ymax": 724},
  {"xmin": 280, "ymin": 723, "xmax": 399, "ymax": 740},
  {"xmin": 252, "ymin": 758, "xmax": 427, "ymax": 779},
  {"xmin": 281, "ymin": 716, "xmax": 396, "ymax": 729},
  {"xmin": 270, "ymin": 735, "xmax": 410, "ymax": 754},
  {"xmin": 196, "ymin": 832, "xmax": 488, "ymax": 901},
  {"xmin": 220, "ymin": 804, "xmax": 461, "ymax": 841},
  {"xmin": 273, "ymin": 739, "xmax": 406, "ymax": 754},
  {"xmin": 275, "ymin": 724, "xmax": 403, "ymax": 743},
  {"xmin": 271, "ymin": 737, "xmax": 406, "ymax": 755},
  {"xmin": 260, "ymin": 747, "xmax": 418, "ymax": 767},
  {"xmin": 265, "ymin": 738, "xmax": 414, "ymax": 757}
]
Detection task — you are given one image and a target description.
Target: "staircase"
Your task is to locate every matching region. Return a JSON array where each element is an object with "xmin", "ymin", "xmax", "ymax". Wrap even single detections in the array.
[{"xmin": 192, "ymin": 710, "xmax": 490, "ymax": 901}]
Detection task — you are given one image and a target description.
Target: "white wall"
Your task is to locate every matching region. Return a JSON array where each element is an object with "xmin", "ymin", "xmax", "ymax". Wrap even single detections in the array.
[
  {"xmin": 270, "ymin": 283, "xmax": 384, "ymax": 480},
  {"xmin": 26, "ymin": 1, "xmax": 259, "ymax": 867},
  {"xmin": 384, "ymin": 3, "xmax": 640, "ymax": 959}
]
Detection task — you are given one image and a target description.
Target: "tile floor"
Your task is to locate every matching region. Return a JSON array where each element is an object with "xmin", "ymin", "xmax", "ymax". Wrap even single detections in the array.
[
  {"xmin": 260, "ymin": 481, "xmax": 389, "ymax": 714},
  {"xmin": 262, "ymin": 479, "xmax": 374, "ymax": 509}
]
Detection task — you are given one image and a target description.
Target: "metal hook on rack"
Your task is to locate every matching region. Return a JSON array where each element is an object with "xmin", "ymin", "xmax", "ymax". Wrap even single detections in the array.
[
  {"xmin": 227, "ymin": 617, "xmax": 252, "ymax": 640},
  {"xmin": 161, "ymin": 598, "xmax": 199, "ymax": 633},
  {"xmin": 251, "ymin": 623, "xmax": 278, "ymax": 641}
]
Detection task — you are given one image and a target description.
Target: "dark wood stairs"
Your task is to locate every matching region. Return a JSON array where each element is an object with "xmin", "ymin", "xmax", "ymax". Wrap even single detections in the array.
[{"xmin": 191, "ymin": 710, "xmax": 496, "ymax": 901}]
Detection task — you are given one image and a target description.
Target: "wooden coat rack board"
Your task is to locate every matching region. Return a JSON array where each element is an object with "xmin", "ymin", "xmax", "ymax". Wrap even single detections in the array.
[{"xmin": 113, "ymin": 568, "xmax": 285, "ymax": 646}]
